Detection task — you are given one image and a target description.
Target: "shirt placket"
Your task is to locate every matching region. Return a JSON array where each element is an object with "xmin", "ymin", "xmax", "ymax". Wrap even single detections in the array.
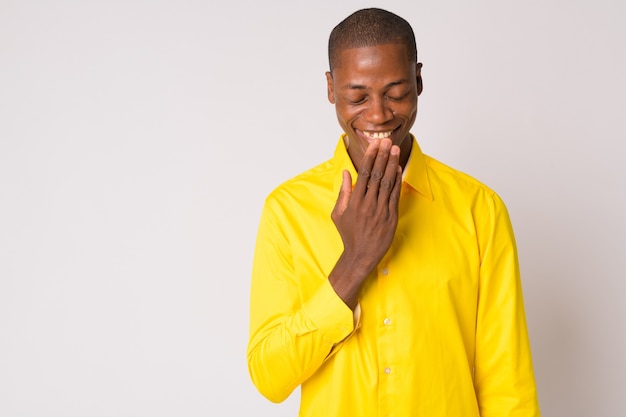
[{"xmin": 377, "ymin": 260, "xmax": 396, "ymax": 417}]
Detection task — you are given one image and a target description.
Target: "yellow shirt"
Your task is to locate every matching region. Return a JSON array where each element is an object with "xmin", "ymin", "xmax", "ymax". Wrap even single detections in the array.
[{"xmin": 248, "ymin": 136, "xmax": 540, "ymax": 417}]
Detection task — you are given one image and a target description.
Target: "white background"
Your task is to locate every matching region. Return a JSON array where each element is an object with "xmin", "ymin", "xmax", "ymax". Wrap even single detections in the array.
[{"xmin": 1, "ymin": 0, "xmax": 625, "ymax": 416}]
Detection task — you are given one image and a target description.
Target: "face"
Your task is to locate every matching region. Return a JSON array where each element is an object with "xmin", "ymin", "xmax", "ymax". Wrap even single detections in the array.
[{"xmin": 326, "ymin": 43, "xmax": 422, "ymax": 171}]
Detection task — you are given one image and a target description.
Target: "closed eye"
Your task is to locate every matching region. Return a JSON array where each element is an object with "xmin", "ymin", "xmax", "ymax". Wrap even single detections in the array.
[
  {"xmin": 345, "ymin": 96, "xmax": 367, "ymax": 105},
  {"xmin": 387, "ymin": 91, "xmax": 409, "ymax": 101}
]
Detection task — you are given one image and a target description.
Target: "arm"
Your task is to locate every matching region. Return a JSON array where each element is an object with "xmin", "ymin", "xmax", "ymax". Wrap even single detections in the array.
[
  {"xmin": 474, "ymin": 192, "xmax": 541, "ymax": 416},
  {"xmin": 247, "ymin": 198, "xmax": 356, "ymax": 403},
  {"xmin": 247, "ymin": 138, "xmax": 402, "ymax": 402}
]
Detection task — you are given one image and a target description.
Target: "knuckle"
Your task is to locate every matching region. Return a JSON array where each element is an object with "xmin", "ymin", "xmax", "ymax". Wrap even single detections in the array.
[
  {"xmin": 359, "ymin": 169, "xmax": 371, "ymax": 179},
  {"xmin": 381, "ymin": 178, "xmax": 393, "ymax": 190},
  {"xmin": 370, "ymin": 171, "xmax": 383, "ymax": 182}
]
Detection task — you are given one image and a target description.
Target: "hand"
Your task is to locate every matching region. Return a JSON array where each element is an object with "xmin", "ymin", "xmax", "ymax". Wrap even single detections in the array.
[{"xmin": 328, "ymin": 138, "xmax": 402, "ymax": 308}]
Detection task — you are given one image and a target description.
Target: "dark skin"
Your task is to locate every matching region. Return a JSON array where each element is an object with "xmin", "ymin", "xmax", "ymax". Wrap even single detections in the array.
[{"xmin": 325, "ymin": 43, "xmax": 423, "ymax": 309}]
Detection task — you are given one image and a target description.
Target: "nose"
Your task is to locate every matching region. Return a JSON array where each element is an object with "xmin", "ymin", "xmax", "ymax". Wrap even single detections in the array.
[{"xmin": 363, "ymin": 96, "xmax": 393, "ymax": 125}]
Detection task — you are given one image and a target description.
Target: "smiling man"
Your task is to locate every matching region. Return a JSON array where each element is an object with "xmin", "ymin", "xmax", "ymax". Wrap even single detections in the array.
[{"xmin": 247, "ymin": 8, "xmax": 540, "ymax": 417}]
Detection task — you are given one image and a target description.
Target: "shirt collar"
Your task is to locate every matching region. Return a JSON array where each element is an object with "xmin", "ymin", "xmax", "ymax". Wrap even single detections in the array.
[{"xmin": 332, "ymin": 134, "xmax": 433, "ymax": 201}]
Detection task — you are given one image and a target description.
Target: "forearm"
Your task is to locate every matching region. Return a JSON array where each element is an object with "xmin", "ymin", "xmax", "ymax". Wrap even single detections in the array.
[{"xmin": 247, "ymin": 280, "xmax": 355, "ymax": 402}]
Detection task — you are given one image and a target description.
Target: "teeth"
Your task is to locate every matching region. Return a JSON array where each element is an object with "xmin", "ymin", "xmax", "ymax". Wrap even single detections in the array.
[{"xmin": 364, "ymin": 130, "xmax": 393, "ymax": 139}]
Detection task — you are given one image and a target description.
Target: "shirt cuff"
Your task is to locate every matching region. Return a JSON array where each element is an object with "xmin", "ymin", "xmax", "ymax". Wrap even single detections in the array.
[
  {"xmin": 302, "ymin": 279, "xmax": 356, "ymax": 345},
  {"xmin": 353, "ymin": 302, "xmax": 362, "ymax": 329}
]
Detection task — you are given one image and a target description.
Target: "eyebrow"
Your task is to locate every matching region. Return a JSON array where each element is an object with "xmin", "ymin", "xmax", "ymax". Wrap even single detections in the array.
[{"xmin": 342, "ymin": 80, "xmax": 408, "ymax": 90}]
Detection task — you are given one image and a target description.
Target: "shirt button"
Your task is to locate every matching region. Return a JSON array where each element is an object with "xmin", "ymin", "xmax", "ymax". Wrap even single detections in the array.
[
  {"xmin": 381, "ymin": 268, "xmax": 389, "ymax": 276},
  {"xmin": 383, "ymin": 318, "xmax": 391, "ymax": 326},
  {"xmin": 384, "ymin": 367, "xmax": 391, "ymax": 374}
]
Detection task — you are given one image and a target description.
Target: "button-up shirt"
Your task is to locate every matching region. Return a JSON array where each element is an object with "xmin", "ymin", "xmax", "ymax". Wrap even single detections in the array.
[{"xmin": 247, "ymin": 135, "xmax": 540, "ymax": 416}]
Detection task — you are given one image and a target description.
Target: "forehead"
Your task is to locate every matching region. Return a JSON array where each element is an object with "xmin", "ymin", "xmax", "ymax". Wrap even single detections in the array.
[{"xmin": 332, "ymin": 43, "xmax": 415, "ymax": 86}]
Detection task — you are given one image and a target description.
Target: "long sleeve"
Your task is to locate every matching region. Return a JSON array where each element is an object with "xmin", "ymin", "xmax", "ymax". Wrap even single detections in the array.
[
  {"xmin": 246, "ymin": 194, "xmax": 355, "ymax": 403},
  {"xmin": 474, "ymin": 192, "xmax": 541, "ymax": 416}
]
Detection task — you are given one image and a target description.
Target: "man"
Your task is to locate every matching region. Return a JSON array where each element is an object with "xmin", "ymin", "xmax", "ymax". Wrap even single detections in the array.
[{"xmin": 247, "ymin": 8, "xmax": 540, "ymax": 417}]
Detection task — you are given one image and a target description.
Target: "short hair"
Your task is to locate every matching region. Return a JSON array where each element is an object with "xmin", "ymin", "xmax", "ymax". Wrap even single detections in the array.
[{"xmin": 328, "ymin": 8, "xmax": 417, "ymax": 71}]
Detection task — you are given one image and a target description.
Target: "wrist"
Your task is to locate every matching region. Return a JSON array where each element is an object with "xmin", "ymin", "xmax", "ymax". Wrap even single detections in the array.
[{"xmin": 328, "ymin": 251, "xmax": 375, "ymax": 310}]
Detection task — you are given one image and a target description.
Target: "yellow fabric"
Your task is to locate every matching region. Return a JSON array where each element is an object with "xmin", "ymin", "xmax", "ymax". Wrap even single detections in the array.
[{"xmin": 248, "ymin": 135, "xmax": 540, "ymax": 417}]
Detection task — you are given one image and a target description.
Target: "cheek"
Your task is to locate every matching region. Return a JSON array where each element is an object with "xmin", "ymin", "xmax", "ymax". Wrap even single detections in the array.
[
  {"xmin": 337, "ymin": 107, "xmax": 361, "ymax": 127},
  {"xmin": 403, "ymin": 97, "xmax": 418, "ymax": 112},
  {"xmin": 398, "ymin": 101, "xmax": 418, "ymax": 121}
]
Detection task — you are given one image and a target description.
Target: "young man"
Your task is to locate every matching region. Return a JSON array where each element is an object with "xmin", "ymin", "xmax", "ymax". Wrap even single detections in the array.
[{"xmin": 248, "ymin": 8, "xmax": 540, "ymax": 417}]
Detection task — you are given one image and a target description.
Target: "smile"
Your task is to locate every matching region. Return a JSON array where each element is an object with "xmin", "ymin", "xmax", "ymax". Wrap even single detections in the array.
[{"xmin": 361, "ymin": 130, "xmax": 394, "ymax": 139}]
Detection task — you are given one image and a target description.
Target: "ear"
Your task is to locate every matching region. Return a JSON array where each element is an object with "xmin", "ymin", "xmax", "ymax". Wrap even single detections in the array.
[
  {"xmin": 325, "ymin": 71, "xmax": 336, "ymax": 104},
  {"xmin": 416, "ymin": 62, "xmax": 423, "ymax": 96}
]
